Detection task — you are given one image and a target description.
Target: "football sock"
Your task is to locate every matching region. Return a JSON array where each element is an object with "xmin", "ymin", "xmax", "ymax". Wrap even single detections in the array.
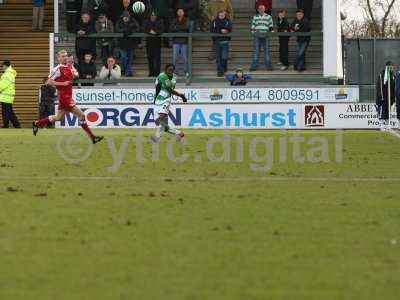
[
  {"xmin": 79, "ymin": 120, "xmax": 95, "ymax": 140},
  {"xmin": 35, "ymin": 116, "xmax": 53, "ymax": 127},
  {"xmin": 155, "ymin": 125, "xmax": 162, "ymax": 138}
]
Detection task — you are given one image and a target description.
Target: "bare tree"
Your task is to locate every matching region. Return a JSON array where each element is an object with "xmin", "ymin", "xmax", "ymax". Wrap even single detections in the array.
[{"xmin": 342, "ymin": 0, "xmax": 400, "ymax": 37}]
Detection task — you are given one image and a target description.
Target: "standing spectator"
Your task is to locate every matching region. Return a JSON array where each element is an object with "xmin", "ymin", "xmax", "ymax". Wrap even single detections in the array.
[
  {"xmin": 116, "ymin": 12, "xmax": 140, "ymax": 77},
  {"xmin": 107, "ymin": 0, "xmax": 123, "ymax": 24},
  {"xmin": 77, "ymin": 52, "xmax": 97, "ymax": 86},
  {"xmin": 170, "ymin": 8, "xmax": 190, "ymax": 75},
  {"xmin": 65, "ymin": 0, "xmax": 83, "ymax": 33},
  {"xmin": 32, "ymin": 0, "xmax": 45, "ymax": 31},
  {"xmin": 75, "ymin": 12, "xmax": 97, "ymax": 64},
  {"xmin": 207, "ymin": 0, "xmax": 234, "ymax": 61},
  {"xmin": 250, "ymin": 4, "xmax": 273, "ymax": 71},
  {"xmin": 297, "ymin": 0, "xmax": 313, "ymax": 20},
  {"xmin": 291, "ymin": 9, "xmax": 310, "ymax": 72},
  {"xmin": 0, "ymin": 61, "xmax": 20, "ymax": 128},
  {"xmin": 211, "ymin": 10, "xmax": 232, "ymax": 77},
  {"xmin": 174, "ymin": 0, "xmax": 199, "ymax": 31},
  {"xmin": 377, "ymin": 62, "xmax": 395, "ymax": 130},
  {"xmin": 143, "ymin": 11, "xmax": 164, "ymax": 77},
  {"xmin": 277, "ymin": 9, "xmax": 290, "ymax": 70},
  {"xmin": 38, "ymin": 77, "xmax": 56, "ymax": 126},
  {"xmin": 254, "ymin": 0, "xmax": 271, "ymax": 15},
  {"xmin": 151, "ymin": 0, "xmax": 173, "ymax": 47},
  {"xmin": 95, "ymin": 13, "xmax": 114, "ymax": 64},
  {"xmin": 99, "ymin": 56, "xmax": 122, "ymax": 81},
  {"xmin": 87, "ymin": 0, "xmax": 109, "ymax": 21}
]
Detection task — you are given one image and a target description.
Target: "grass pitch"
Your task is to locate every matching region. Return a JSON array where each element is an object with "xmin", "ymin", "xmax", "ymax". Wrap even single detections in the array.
[{"xmin": 0, "ymin": 129, "xmax": 400, "ymax": 300}]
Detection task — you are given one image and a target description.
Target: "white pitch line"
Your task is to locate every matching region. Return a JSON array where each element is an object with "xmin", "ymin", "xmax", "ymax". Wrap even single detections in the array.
[
  {"xmin": 388, "ymin": 129, "xmax": 400, "ymax": 139},
  {"xmin": 0, "ymin": 176, "xmax": 399, "ymax": 183}
]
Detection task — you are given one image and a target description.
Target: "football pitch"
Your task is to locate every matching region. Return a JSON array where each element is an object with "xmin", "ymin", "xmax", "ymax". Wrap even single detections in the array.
[{"xmin": 0, "ymin": 129, "xmax": 400, "ymax": 300}]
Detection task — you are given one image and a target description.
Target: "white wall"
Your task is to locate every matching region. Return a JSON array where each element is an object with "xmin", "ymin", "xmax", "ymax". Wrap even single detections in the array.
[{"xmin": 323, "ymin": 0, "xmax": 343, "ymax": 79}]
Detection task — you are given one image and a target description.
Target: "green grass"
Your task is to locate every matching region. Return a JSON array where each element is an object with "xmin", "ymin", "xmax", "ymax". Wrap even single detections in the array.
[{"xmin": 0, "ymin": 129, "xmax": 400, "ymax": 300}]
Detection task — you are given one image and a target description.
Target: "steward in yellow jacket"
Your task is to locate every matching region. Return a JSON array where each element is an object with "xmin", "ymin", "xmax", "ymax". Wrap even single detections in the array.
[{"xmin": 0, "ymin": 60, "xmax": 20, "ymax": 128}]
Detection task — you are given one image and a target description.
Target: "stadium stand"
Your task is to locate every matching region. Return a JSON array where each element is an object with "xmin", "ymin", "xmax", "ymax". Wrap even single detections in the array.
[
  {"xmin": 0, "ymin": 0, "xmax": 53, "ymax": 127},
  {"xmin": 56, "ymin": 1, "xmax": 322, "ymax": 79}
]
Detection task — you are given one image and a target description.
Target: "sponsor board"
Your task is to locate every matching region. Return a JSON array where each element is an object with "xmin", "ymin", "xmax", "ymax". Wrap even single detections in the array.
[
  {"xmin": 72, "ymin": 86, "xmax": 359, "ymax": 104},
  {"xmin": 57, "ymin": 103, "xmax": 399, "ymax": 129}
]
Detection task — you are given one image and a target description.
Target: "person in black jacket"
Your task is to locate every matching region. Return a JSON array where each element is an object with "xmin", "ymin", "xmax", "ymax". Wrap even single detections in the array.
[
  {"xmin": 174, "ymin": 0, "xmax": 199, "ymax": 31},
  {"xmin": 75, "ymin": 12, "xmax": 97, "ymax": 63},
  {"xmin": 77, "ymin": 52, "xmax": 97, "ymax": 86},
  {"xmin": 65, "ymin": 0, "xmax": 83, "ymax": 33},
  {"xmin": 376, "ymin": 61, "xmax": 395, "ymax": 130},
  {"xmin": 291, "ymin": 9, "xmax": 310, "ymax": 72},
  {"xmin": 143, "ymin": 11, "xmax": 164, "ymax": 76},
  {"xmin": 277, "ymin": 9, "xmax": 290, "ymax": 70},
  {"xmin": 116, "ymin": 11, "xmax": 140, "ymax": 76},
  {"xmin": 170, "ymin": 8, "xmax": 190, "ymax": 75},
  {"xmin": 87, "ymin": 0, "xmax": 109, "ymax": 21},
  {"xmin": 39, "ymin": 77, "xmax": 56, "ymax": 127},
  {"xmin": 211, "ymin": 10, "xmax": 232, "ymax": 77},
  {"xmin": 297, "ymin": 0, "xmax": 313, "ymax": 20}
]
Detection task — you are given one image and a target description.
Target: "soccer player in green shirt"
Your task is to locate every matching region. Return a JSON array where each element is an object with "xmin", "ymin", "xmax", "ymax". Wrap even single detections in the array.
[{"xmin": 151, "ymin": 64, "xmax": 187, "ymax": 142}]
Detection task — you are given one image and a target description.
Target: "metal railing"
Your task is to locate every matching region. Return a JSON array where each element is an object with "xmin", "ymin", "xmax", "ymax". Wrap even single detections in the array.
[{"xmin": 52, "ymin": 31, "xmax": 323, "ymax": 85}]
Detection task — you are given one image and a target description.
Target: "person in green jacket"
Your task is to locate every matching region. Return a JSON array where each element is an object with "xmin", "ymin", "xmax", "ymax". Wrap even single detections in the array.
[{"xmin": 0, "ymin": 61, "xmax": 20, "ymax": 128}]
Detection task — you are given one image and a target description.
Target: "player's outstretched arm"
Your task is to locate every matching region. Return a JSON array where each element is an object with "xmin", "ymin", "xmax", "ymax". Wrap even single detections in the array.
[{"xmin": 171, "ymin": 90, "xmax": 187, "ymax": 102}]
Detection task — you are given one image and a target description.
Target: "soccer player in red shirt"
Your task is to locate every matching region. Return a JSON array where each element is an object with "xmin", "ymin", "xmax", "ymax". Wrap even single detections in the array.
[{"xmin": 33, "ymin": 50, "xmax": 103, "ymax": 144}]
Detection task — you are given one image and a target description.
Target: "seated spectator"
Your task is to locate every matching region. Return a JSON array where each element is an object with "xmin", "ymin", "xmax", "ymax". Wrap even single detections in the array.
[
  {"xmin": 143, "ymin": 11, "xmax": 164, "ymax": 77},
  {"xmin": 211, "ymin": 10, "xmax": 232, "ymax": 77},
  {"xmin": 77, "ymin": 52, "xmax": 97, "ymax": 86},
  {"xmin": 174, "ymin": 0, "xmax": 199, "ymax": 31},
  {"xmin": 95, "ymin": 13, "xmax": 114, "ymax": 64},
  {"xmin": 291, "ymin": 9, "xmax": 310, "ymax": 72},
  {"xmin": 99, "ymin": 56, "xmax": 122, "ymax": 82},
  {"xmin": 207, "ymin": 0, "xmax": 234, "ymax": 60},
  {"xmin": 254, "ymin": 0, "xmax": 271, "ymax": 15},
  {"xmin": 65, "ymin": 0, "xmax": 83, "ymax": 33},
  {"xmin": 116, "ymin": 11, "xmax": 140, "ymax": 77},
  {"xmin": 32, "ymin": 0, "xmax": 45, "ymax": 31},
  {"xmin": 151, "ymin": 0, "xmax": 173, "ymax": 47},
  {"xmin": 75, "ymin": 12, "xmax": 97, "ymax": 64},
  {"xmin": 277, "ymin": 9, "xmax": 290, "ymax": 70},
  {"xmin": 297, "ymin": 0, "xmax": 313, "ymax": 20},
  {"xmin": 250, "ymin": 4, "xmax": 273, "ymax": 71},
  {"xmin": 226, "ymin": 68, "xmax": 251, "ymax": 86},
  {"xmin": 39, "ymin": 77, "xmax": 56, "ymax": 127},
  {"xmin": 170, "ymin": 8, "xmax": 189, "ymax": 75}
]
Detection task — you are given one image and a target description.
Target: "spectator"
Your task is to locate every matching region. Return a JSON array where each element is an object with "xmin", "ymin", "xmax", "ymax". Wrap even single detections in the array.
[
  {"xmin": 297, "ymin": 0, "xmax": 313, "ymax": 20},
  {"xmin": 170, "ymin": 8, "xmax": 189, "ymax": 75},
  {"xmin": 174, "ymin": 0, "xmax": 199, "ymax": 31},
  {"xmin": 226, "ymin": 68, "xmax": 251, "ymax": 86},
  {"xmin": 211, "ymin": 10, "xmax": 232, "ymax": 77},
  {"xmin": 65, "ymin": 0, "xmax": 83, "ymax": 33},
  {"xmin": 143, "ymin": 11, "xmax": 164, "ymax": 77},
  {"xmin": 151, "ymin": 0, "xmax": 173, "ymax": 47},
  {"xmin": 99, "ymin": 56, "xmax": 122, "ymax": 82},
  {"xmin": 108, "ymin": 0, "xmax": 123, "ymax": 24},
  {"xmin": 207, "ymin": 0, "xmax": 234, "ymax": 61},
  {"xmin": 0, "ymin": 60, "xmax": 20, "ymax": 128},
  {"xmin": 376, "ymin": 62, "xmax": 395, "ymax": 130},
  {"xmin": 75, "ymin": 12, "xmax": 97, "ymax": 64},
  {"xmin": 277, "ymin": 9, "xmax": 290, "ymax": 70},
  {"xmin": 38, "ymin": 77, "xmax": 56, "ymax": 126},
  {"xmin": 87, "ymin": 0, "xmax": 109, "ymax": 21},
  {"xmin": 116, "ymin": 11, "xmax": 140, "ymax": 77},
  {"xmin": 254, "ymin": 0, "xmax": 271, "ymax": 15},
  {"xmin": 77, "ymin": 52, "xmax": 97, "ymax": 86},
  {"xmin": 250, "ymin": 4, "xmax": 273, "ymax": 71},
  {"xmin": 95, "ymin": 13, "xmax": 114, "ymax": 64},
  {"xmin": 291, "ymin": 9, "xmax": 310, "ymax": 72},
  {"xmin": 32, "ymin": 0, "xmax": 45, "ymax": 31}
]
